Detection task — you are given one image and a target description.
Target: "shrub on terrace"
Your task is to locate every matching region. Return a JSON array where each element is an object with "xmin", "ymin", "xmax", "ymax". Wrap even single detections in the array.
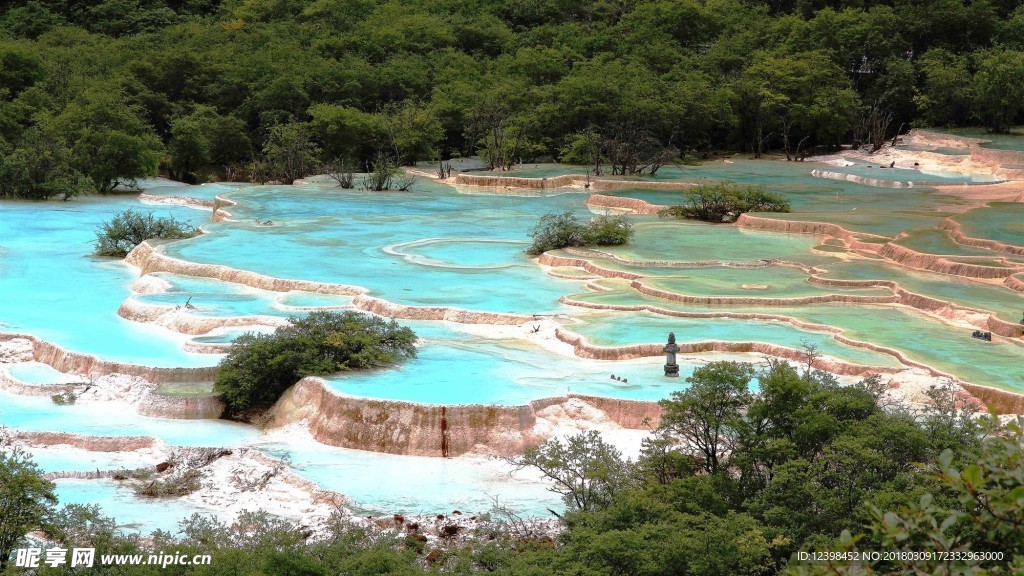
[
  {"xmin": 94, "ymin": 209, "xmax": 198, "ymax": 257},
  {"xmin": 214, "ymin": 311, "xmax": 417, "ymax": 418},
  {"xmin": 658, "ymin": 181, "xmax": 790, "ymax": 223},
  {"xmin": 527, "ymin": 212, "xmax": 634, "ymax": 255}
]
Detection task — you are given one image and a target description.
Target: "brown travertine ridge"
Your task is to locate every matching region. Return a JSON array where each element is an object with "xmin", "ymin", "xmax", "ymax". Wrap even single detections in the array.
[
  {"xmin": 0, "ymin": 368, "xmax": 78, "ymax": 397},
  {"xmin": 735, "ymin": 214, "xmax": 891, "ymax": 252},
  {"xmin": 739, "ymin": 212, "xmax": 1024, "ymax": 281},
  {"xmin": 585, "ymin": 194, "xmax": 664, "ymax": 214},
  {"xmin": 126, "ymin": 242, "xmax": 532, "ymax": 326},
  {"xmin": 560, "ymin": 290, "xmax": 1022, "ymax": 361},
  {"xmin": 629, "ymin": 279, "xmax": 900, "ymax": 306},
  {"xmin": 0, "ymin": 332, "xmax": 216, "ymax": 383},
  {"xmin": 806, "ymin": 276, "xmax": 1024, "ymax": 338},
  {"xmin": 452, "ymin": 173, "xmax": 697, "ymax": 191},
  {"xmin": 554, "ymin": 327, "xmax": 895, "ymax": 377},
  {"xmin": 212, "ymin": 194, "xmax": 237, "ymax": 222},
  {"xmin": 939, "ymin": 217, "xmax": 1024, "ymax": 256},
  {"xmin": 1005, "ymin": 273, "xmax": 1024, "ymax": 293},
  {"xmin": 139, "ymin": 193, "xmax": 216, "ymax": 210},
  {"xmin": 543, "ymin": 249, "xmax": 1022, "ymax": 338},
  {"xmin": 555, "ymin": 322, "xmax": 1024, "ymax": 415},
  {"xmin": 126, "ymin": 241, "xmax": 366, "ymax": 296},
  {"xmin": 136, "ymin": 393, "xmax": 226, "ymax": 419},
  {"xmin": 877, "ymin": 242, "xmax": 1024, "ymax": 279},
  {"xmin": 265, "ymin": 376, "xmax": 662, "ymax": 457},
  {"xmin": 0, "ymin": 335, "xmax": 223, "ymax": 419},
  {"xmin": 539, "ymin": 251, "xmax": 797, "ymax": 273}
]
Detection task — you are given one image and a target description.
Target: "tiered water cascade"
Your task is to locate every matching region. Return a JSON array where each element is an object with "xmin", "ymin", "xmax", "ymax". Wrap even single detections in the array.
[{"xmin": 3, "ymin": 129, "xmax": 1023, "ymax": 532}]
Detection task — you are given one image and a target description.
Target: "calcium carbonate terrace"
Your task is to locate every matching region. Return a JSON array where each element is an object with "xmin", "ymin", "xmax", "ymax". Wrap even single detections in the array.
[{"xmin": 2, "ymin": 131, "xmax": 1023, "ymax": 532}]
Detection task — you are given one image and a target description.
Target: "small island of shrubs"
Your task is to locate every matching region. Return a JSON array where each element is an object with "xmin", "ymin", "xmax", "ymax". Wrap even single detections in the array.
[
  {"xmin": 659, "ymin": 181, "xmax": 790, "ymax": 223},
  {"xmin": 527, "ymin": 212, "xmax": 634, "ymax": 255},
  {"xmin": 94, "ymin": 208, "xmax": 199, "ymax": 257},
  {"xmin": 214, "ymin": 311, "xmax": 417, "ymax": 419}
]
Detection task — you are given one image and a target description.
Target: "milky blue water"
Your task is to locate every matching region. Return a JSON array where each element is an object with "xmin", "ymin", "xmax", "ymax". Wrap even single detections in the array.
[
  {"xmin": 53, "ymin": 480, "xmax": 219, "ymax": 534},
  {"xmin": 163, "ymin": 182, "xmax": 586, "ymax": 314},
  {"xmin": 0, "ymin": 389, "xmax": 258, "ymax": 445},
  {"xmin": 324, "ymin": 331, "xmax": 687, "ymax": 405},
  {"xmin": 5, "ymin": 362, "xmax": 87, "ymax": 385},
  {"xmin": 0, "ymin": 197, "xmax": 215, "ymax": 367}
]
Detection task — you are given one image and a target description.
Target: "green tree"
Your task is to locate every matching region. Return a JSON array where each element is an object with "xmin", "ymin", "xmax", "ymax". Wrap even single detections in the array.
[
  {"xmin": 167, "ymin": 114, "xmax": 211, "ymax": 183},
  {"xmin": 52, "ymin": 91, "xmax": 163, "ymax": 194},
  {"xmin": 215, "ymin": 311, "xmax": 417, "ymax": 417},
  {"xmin": 915, "ymin": 49, "xmax": 975, "ymax": 127},
  {"xmin": 658, "ymin": 361, "xmax": 754, "ymax": 475},
  {"xmin": 973, "ymin": 49, "xmax": 1024, "ymax": 133},
  {"xmin": 527, "ymin": 212, "xmax": 634, "ymax": 255},
  {"xmin": 0, "ymin": 446, "xmax": 57, "ymax": 571},
  {"xmin": 507, "ymin": 431, "xmax": 634, "ymax": 513},
  {"xmin": 260, "ymin": 122, "xmax": 320, "ymax": 184},
  {"xmin": 0, "ymin": 127, "xmax": 90, "ymax": 200}
]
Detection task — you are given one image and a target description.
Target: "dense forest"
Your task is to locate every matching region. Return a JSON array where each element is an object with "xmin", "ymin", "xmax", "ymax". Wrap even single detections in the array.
[{"xmin": 1, "ymin": 0, "xmax": 1024, "ymax": 196}]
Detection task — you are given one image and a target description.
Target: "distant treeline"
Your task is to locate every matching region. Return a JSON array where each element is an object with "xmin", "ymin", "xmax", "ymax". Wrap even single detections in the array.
[{"xmin": 1, "ymin": 0, "xmax": 1023, "ymax": 196}]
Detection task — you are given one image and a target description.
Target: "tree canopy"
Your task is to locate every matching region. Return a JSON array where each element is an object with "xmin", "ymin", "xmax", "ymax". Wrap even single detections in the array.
[
  {"xmin": 214, "ymin": 311, "xmax": 417, "ymax": 417},
  {"xmin": 1, "ymin": 0, "xmax": 1023, "ymax": 197}
]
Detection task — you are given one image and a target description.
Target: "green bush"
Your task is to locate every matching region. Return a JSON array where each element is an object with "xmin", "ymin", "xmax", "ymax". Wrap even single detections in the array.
[
  {"xmin": 214, "ymin": 311, "xmax": 417, "ymax": 418},
  {"xmin": 94, "ymin": 209, "xmax": 198, "ymax": 257},
  {"xmin": 658, "ymin": 182, "xmax": 790, "ymax": 223},
  {"xmin": 527, "ymin": 212, "xmax": 634, "ymax": 255}
]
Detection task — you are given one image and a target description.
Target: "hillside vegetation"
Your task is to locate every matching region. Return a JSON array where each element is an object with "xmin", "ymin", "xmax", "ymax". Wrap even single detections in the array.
[{"xmin": 1, "ymin": 0, "xmax": 1023, "ymax": 196}]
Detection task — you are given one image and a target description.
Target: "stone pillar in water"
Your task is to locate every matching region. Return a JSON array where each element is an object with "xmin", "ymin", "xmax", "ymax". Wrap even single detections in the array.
[{"xmin": 664, "ymin": 332, "xmax": 680, "ymax": 377}]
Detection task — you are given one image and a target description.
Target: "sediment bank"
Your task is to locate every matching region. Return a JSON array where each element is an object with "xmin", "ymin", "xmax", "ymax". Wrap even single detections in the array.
[{"xmin": 266, "ymin": 377, "xmax": 663, "ymax": 457}]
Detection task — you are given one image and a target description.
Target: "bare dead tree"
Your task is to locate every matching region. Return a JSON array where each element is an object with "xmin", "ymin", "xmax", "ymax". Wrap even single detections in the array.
[
  {"xmin": 324, "ymin": 157, "xmax": 355, "ymax": 188},
  {"xmin": 795, "ymin": 135, "xmax": 810, "ymax": 161},
  {"xmin": 601, "ymin": 122, "xmax": 679, "ymax": 176},
  {"xmin": 435, "ymin": 160, "xmax": 452, "ymax": 179},
  {"xmin": 859, "ymin": 105, "xmax": 894, "ymax": 153},
  {"xmin": 891, "ymin": 122, "xmax": 906, "ymax": 147},
  {"xmin": 800, "ymin": 339, "xmax": 821, "ymax": 378}
]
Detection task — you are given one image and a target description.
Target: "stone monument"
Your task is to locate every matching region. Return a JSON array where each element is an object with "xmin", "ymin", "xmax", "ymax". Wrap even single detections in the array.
[{"xmin": 664, "ymin": 332, "xmax": 680, "ymax": 377}]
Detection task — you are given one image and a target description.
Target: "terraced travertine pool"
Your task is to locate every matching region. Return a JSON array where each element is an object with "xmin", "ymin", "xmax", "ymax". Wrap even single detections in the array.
[
  {"xmin": 2, "ymin": 146, "xmax": 1023, "ymax": 533},
  {"xmin": 948, "ymin": 202, "xmax": 1024, "ymax": 250},
  {"xmin": 930, "ymin": 127, "xmax": 1024, "ymax": 151}
]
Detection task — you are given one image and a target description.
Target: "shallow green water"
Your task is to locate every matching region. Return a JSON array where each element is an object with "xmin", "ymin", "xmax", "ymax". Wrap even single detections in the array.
[
  {"xmin": 930, "ymin": 127, "xmax": 1024, "ymax": 152},
  {"xmin": 639, "ymin": 267, "xmax": 891, "ymax": 299},
  {"xmin": 0, "ymin": 389, "xmax": 258, "ymax": 445},
  {"xmin": 894, "ymin": 229, "xmax": 1024, "ymax": 262},
  {"xmin": 568, "ymin": 289, "xmax": 1022, "ymax": 390},
  {"xmin": 6, "ymin": 362, "xmax": 87, "ymax": 385},
  {"xmin": 818, "ymin": 260, "xmax": 1024, "ymax": 322},
  {"xmin": 598, "ymin": 220, "xmax": 826, "ymax": 264},
  {"xmin": 950, "ymin": 203, "xmax": 1024, "ymax": 250},
  {"xmin": 54, "ymin": 480, "xmax": 217, "ymax": 534},
  {"xmin": 568, "ymin": 309, "xmax": 903, "ymax": 369}
]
